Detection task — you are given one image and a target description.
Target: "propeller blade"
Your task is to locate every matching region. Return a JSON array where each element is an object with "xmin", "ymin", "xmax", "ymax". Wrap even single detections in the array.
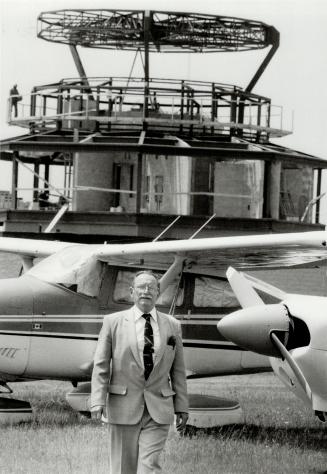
[
  {"xmin": 226, "ymin": 266, "xmax": 264, "ymax": 308},
  {"xmin": 270, "ymin": 332, "xmax": 312, "ymax": 400},
  {"xmin": 241, "ymin": 273, "xmax": 287, "ymax": 301}
]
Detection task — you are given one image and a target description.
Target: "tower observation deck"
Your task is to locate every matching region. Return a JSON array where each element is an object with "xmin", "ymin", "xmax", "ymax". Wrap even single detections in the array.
[{"xmin": 1, "ymin": 9, "xmax": 326, "ymax": 239}]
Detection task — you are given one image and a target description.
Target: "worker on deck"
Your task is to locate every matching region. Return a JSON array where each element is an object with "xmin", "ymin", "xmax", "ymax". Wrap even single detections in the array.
[{"xmin": 9, "ymin": 84, "xmax": 21, "ymax": 118}]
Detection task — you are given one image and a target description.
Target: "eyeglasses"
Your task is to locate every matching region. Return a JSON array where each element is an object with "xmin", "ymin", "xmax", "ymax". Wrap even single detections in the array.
[{"xmin": 134, "ymin": 284, "xmax": 158, "ymax": 292}]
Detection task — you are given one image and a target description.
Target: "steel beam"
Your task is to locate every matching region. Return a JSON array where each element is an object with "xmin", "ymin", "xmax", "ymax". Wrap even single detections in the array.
[
  {"xmin": 69, "ymin": 45, "xmax": 88, "ymax": 83},
  {"xmin": 315, "ymin": 168, "xmax": 322, "ymax": 223},
  {"xmin": 136, "ymin": 153, "xmax": 143, "ymax": 213},
  {"xmin": 143, "ymin": 11, "xmax": 151, "ymax": 120},
  {"xmin": 44, "ymin": 162, "xmax": 50, "ymax": 190},
  {"xmin": 11, "ymin": 152, "xmax": 19, "ymax": 210},
  {"xmin": 33, "ymin": 162, "xmax": 40, "ymax": 203},
  {"xmin": 69, "ymin": 45, "xmax": 94, "ymax": 99},
  {"xmin": 245, "ymin": 27, "xmax": 280, "ymax": 92},
  {"xmin": 6, "ymin": 141, "xmax": 327, "ymax": 168}
]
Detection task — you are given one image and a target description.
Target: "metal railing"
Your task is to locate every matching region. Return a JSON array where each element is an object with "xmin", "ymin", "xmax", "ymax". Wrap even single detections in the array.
[{"xmin": 8, "ymin": 77, "xmax": 292, "ymax": 140}]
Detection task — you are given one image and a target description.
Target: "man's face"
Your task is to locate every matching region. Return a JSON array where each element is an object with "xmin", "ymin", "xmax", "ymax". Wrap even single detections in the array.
[{"xmin": 130, "ymin": 273, "xmax": 159, "ymax": 313}]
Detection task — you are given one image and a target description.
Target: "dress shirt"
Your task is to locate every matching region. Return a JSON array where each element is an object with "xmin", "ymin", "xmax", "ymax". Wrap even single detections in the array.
[{"xmin": 133, "ymin": 305, "xmax": 160, "ymax": 366}]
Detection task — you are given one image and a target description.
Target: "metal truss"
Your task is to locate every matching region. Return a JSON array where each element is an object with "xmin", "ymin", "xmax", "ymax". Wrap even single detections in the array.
[{"xmin": 37, "ymin": 9, "xmax": 276, "ymax": 52}]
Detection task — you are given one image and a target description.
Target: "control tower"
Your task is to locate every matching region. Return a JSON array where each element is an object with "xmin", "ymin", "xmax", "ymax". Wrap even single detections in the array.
[{"xmin": 1, "ymin": 9, "xmax": 326, "ymax": 239}]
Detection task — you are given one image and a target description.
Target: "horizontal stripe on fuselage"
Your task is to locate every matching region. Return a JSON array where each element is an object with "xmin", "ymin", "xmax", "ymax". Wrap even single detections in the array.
[{"xmin": 0, "ymin": 316, "xmax": 237, "ymax": 347}]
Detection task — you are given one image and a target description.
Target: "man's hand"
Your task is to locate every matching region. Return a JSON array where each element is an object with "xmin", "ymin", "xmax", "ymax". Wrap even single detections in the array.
[
  {"xmin": 91, "ymin": 406, "xmax": 104, "ymax": 421},
  {"xmin": 175, "ymin": 412, "xmax": 189, "ymax": 432}
]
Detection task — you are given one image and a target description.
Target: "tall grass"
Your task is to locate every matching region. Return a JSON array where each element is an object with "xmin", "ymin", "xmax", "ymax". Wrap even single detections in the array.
[{"xmin": 0, "ymin": 375, "xmax": 325, "ymax": 474}]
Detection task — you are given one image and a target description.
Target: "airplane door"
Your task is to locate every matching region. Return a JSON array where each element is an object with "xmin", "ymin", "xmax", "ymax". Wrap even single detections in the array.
[{"xmin": 183, "ymin": 274, "xmax": 243, "ymax": 376}]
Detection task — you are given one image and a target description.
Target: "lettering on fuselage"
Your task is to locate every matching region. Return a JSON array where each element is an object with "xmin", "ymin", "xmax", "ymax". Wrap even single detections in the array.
[{"xmin": 0, "ymin": 347, "xmax": 20, "ymax": 359}]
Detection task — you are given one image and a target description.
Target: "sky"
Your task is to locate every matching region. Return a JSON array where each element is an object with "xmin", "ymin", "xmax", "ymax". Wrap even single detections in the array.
[{"xmin": 1, "ymin": 0, "xmax": 327, "ymax": 218}]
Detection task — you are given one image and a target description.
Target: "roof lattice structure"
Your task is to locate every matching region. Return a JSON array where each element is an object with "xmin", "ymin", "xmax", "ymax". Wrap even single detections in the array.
[{"xmin": 37, "ymin": 9, "xmax": 278, "ymax": 53}]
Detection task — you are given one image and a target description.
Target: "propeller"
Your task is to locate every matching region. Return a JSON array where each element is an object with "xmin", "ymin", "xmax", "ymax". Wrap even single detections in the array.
[
  {"xmin": 226, "ymin": 267, "xmax": 264, "ymax": 308},
  {"xmin": 219, "ymin": 267, "xmax": 321, "ymax": 418},
  {"xmin": 270, "ymin": 332, "xmax": 312, "ymax": 401}
]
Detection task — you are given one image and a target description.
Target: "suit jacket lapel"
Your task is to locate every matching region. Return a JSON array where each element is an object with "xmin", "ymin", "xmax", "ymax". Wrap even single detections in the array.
[
  {"xmin": 126, "ymin": 308, "xmax": 171, "ymax": 374},
  {"xmin": 153, "ymin": 311, "xmax": 169, "ymax": 369},
  {"xmin": 126, "ymin": 307, "xmax": 143, "ymax": 368}
]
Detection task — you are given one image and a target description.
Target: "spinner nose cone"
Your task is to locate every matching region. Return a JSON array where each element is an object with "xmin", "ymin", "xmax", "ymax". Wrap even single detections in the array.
[{"xmin": 217, "ymin": 304, "xmax": 290, "ymax": 357}]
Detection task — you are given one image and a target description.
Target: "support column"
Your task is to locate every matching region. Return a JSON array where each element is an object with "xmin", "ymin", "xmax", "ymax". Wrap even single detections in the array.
[
  {"xmin": 69, "ymin": 45, "xmax": 93, "ymax": 94},
  {"xmin": 245, "ymin": 28, "xmax": 280, "ymax": 93},
  {"xmin": 44, "ymin": 162, "xmax": 50, "ymax": 189},
  {"xmin": 230, "ymin": 91, "xmax": 238, "ymax": 137},
  {"xmin": 143, "ymin": 10, "xmax": 151, "ymax": 120},
  {"xmin": 264, "ymin": 160, "xmax": 281, "ymax": 219},
  {"xmin": 11, "ymin": 152, "xmax": 19, "ymax": 210},
  {"xmin": 136, "ymin": 153, "xmax": 143, "ymax": 213},
  {"xmin": 33, "ymin": 162, "xmax": 40, "ymax": 203},
  {"xmin": 315, "ymin": 168, "xmax": 322, "ymax": 224}
]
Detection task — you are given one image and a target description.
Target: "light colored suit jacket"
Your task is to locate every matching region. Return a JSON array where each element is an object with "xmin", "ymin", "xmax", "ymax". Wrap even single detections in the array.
[{"xmin": 91, "ymin": 307, "xmax": 188, "ymax": 425}]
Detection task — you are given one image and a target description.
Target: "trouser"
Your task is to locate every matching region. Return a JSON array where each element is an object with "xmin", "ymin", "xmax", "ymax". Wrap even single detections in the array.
[
  {"xmin": 12, "ymin": 102, "xmax": 18, "ymax": 117},
  {"xmin": 109, "ymin": 406, "xmax": 170, "ymax": 474}
]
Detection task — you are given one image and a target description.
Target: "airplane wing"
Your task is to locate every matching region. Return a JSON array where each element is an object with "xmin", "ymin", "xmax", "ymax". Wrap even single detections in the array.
[
  {"xmin": 93, "ymin": 231, "xmax": 327, "ymax": 270},
  {"xmin": 0, "ymin": 237, "xmax": 73, "ymax": 258},
  {"xmin": 0, "ymin": 231, "xmax": 326, "ymax": 270}
]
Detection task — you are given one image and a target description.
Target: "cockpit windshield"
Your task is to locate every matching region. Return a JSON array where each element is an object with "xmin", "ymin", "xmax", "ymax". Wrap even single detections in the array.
[{"xmin": 26, "ymin": 245, "xmax": 103, "ymax": 297}]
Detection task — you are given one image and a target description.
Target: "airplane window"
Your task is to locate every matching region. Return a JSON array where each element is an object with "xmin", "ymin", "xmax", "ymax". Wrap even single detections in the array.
[
  {"xmin": 27, "ymin": 245, "xmax": 103, "ymax": 297},
  {"xmin": 193, "ymin": 276, "xmax": 238, "ymax": 307},
  {"xmin": 113, "ymin": 270, "xmax": 184, "ymax": 306},
  {"xmin": 113, "ymin": 270, "xmax": 134, "ymax": 303}
]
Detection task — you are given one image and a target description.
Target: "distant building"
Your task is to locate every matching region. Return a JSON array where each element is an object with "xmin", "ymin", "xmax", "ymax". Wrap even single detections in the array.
[
  {"xmin": 0, "ymin": 191, "xmax": 12, "ymax": 210},
  {"xmin": 0, "ymin": 191, "xmax": 29, "ymax": 210},
  {"xmin": 0, "ymin": 9, "xmax": 326, "ymax": 238}
]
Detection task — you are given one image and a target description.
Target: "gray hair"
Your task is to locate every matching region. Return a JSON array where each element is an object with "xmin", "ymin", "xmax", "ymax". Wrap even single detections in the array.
[{"xmin": 132, "ymin": 270, "xmax": 160, "ymax": 288}]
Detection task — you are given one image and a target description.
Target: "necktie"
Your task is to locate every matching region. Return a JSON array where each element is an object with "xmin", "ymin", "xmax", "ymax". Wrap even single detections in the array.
[{"xmin": 142, "ymin": 313, "xmax": 154, "ymax": 380}]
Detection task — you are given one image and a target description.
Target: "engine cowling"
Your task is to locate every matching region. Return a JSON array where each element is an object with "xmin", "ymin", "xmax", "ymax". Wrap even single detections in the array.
[{"xmin": 218, "ymin": 304, "xmax": 290, "ymax": 357}]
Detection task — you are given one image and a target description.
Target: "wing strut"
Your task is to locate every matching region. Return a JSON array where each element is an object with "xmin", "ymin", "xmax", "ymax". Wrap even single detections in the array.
[
  {"xmin": 152, "ymin": 216, "xmax": 181, "ymax": 242},
  {"xmin": 169, "ymin": 263, "xmax": 184, "ymax": 317},
  {"xmin": 44, "ymin": 203, "xmax": 70, "ymax": 233},
  {"xmin": 189, "ymin": 214, "xmax": 216, "ymax": 239},
  {"xmin": 157, "ymin": 214, "xmax": 218, "ymax": 309},
  {"xmin": 159, "ymin": 255, "xmax": 185, "ymax": 294}
]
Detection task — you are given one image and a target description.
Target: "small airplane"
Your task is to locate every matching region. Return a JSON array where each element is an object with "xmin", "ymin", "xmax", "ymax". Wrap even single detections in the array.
[
  {"xmin": 218, "ymin": 266, "xmax": 327, "ymax": 422},
  {"xmin": 0, "ymin": 228, "xmax": 326, "ymax": 425}
]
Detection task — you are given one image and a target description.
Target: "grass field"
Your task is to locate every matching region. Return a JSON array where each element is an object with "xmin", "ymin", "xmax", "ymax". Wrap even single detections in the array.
[{"xmin": 0, "ymin": 374, "xmax": 326, "ymax": 474}]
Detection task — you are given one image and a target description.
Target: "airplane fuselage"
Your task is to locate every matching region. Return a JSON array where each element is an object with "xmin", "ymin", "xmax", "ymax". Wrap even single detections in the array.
[{"xmin": 0, "ymin": 266, "xmax": 269, "ymax": 382}]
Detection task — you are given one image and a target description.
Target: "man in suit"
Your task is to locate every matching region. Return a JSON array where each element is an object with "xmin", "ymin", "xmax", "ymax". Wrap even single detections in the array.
[{"xmin": 91, "ymin": 270, "xmax": 189, "ymax": 474}]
